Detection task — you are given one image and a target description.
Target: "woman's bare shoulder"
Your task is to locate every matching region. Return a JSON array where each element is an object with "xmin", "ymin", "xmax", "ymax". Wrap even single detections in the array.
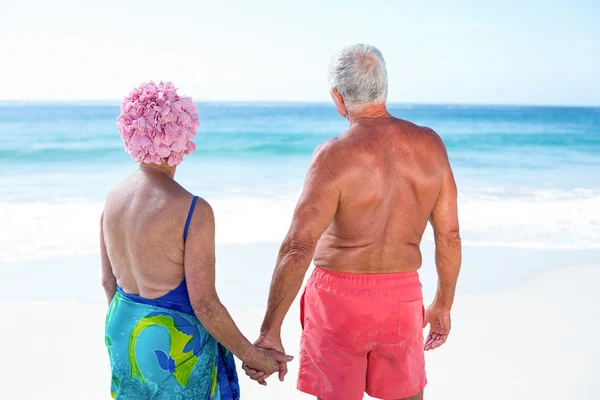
[{"xmin": 103, "ymin": 172, "xmax": 198, "ymax": 221}]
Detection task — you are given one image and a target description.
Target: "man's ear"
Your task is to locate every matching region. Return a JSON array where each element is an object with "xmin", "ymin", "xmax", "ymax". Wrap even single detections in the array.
[{"xmin": 331, "ymin": 88, "xmax": 348, "ymax": 119}]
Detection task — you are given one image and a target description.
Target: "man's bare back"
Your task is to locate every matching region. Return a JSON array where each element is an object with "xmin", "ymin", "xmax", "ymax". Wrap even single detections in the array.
[{"xmin": 314, "ymin": 116, "xmax": 450, "ymax": 274}]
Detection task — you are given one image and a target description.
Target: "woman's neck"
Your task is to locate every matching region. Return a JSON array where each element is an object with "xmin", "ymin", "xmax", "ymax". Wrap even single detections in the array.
[{"xmin": 139, "ymin": 162, "xmax": 177, "ymax": 179}]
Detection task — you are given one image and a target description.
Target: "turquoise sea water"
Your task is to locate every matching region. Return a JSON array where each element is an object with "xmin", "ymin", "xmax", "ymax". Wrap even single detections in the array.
[
  {"xmin": 1, "ymin": 103, "xmax": 599, "ymax": 261},
  {"xmin": 2, "ymin": 103, "xmax": 599, "ymax": 197}
]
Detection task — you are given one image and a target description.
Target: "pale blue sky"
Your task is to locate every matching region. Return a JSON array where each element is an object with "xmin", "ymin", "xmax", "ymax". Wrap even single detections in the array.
[{"xmin": 0, "ymin": 0, "xmax": 598, "ymax": 105}]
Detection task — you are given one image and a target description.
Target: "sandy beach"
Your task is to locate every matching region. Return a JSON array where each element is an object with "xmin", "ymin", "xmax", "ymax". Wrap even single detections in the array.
[{"xmin": 2, "ymin": 241, "xmax": 598, "ymax": 399}]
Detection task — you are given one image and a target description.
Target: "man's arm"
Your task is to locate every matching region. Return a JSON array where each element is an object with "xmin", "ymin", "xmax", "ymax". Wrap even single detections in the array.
[
  {"xmin": 242, "ymin": 143, "xmax": 339, "ymax": 384},
  {"xmin": 425, "ymin": 146, "xmax": 462, "ymax": 350},
  {"xmin": 259, "ymin": 143, "xmax": 340, "ymax": 340},
  {"xmin": 100, "ymin": 211, "xmax": 117, "ymax": 305},
  {"xmin": 184, "ymin": 198, "xmax": 292, "ymax": 374}
]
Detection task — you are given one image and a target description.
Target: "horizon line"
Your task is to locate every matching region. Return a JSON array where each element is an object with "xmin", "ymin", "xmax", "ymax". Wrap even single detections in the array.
[{"xmin": 0, "ymin": 99, "xmax": 598, "ymax": 109}]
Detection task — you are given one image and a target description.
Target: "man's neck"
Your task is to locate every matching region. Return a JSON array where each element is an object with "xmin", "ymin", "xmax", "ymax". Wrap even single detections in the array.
[{"xmin": 347, "ymin": 103, "xmax": 390, "ymax": 125}]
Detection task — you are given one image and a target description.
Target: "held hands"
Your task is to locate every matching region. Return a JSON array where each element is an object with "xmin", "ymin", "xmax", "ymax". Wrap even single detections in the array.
[
  {"xmin": 423, "ymin": 303, "xmax": 451, "ymax": 351},
  {"xmin": 242, "ymin": 335, "xmax": 290, "ymax": 386}
]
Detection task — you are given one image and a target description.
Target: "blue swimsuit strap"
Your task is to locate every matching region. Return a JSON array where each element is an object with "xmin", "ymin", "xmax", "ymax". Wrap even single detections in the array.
[{"xmin": 183, "ymin": 196, "xmax": 199, "ymax": 243}]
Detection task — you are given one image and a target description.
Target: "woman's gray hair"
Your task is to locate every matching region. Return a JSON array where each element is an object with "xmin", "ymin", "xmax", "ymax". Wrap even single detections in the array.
[{"xmin": 328, "ymin": 44, "xmax": 388, "ymax": 110}]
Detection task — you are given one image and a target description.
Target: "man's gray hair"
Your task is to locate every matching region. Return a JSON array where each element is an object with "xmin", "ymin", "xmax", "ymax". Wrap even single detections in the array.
[{"xmin": 328, "ymin": 44, "xmax": 388, "ymax": 110}]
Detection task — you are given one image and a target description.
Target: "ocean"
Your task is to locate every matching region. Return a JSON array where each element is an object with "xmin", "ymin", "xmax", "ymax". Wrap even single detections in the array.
[{"xmin": 1, "ymin": 103, "xmax": 599, "ymax": 263}]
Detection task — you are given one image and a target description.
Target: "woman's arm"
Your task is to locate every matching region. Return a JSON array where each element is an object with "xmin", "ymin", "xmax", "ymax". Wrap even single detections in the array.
[
  {"xmin": 183, "ymin": 198, "xmax": 292, "ymax": 374},
  {"xmin": 100, "ymin": 211, "xmax": 117, "ymax": 304}
]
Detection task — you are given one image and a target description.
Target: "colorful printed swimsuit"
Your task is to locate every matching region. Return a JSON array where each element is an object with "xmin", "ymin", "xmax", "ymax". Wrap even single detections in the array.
[{"xmin": 105, "ymin": 196, "xmax": 240, "ymax": 399}]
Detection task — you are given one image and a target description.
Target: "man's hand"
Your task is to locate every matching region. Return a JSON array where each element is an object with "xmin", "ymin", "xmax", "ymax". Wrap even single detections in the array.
[
  {"xmin": 423, "ymin": 304, "xmax": 451, "ymax": 351},
  {"xmin": 243, "ymin": 345, "xmax": 292, "ymax": 381},
  {"xmin": 242, "ymin": 335, "xmax": 289, "ymax": 386}
]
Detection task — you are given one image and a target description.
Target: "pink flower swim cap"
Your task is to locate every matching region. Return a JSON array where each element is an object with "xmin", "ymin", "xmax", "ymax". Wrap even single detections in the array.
[{"xmin": 117, "ymin": 81, "xmax": 199, "ymax": 166}]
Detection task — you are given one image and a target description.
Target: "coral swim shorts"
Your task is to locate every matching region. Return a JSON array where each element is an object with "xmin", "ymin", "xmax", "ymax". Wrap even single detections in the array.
[{"xmin": 297, "ymin": 266, "xmax": 427, "ymax": 400}]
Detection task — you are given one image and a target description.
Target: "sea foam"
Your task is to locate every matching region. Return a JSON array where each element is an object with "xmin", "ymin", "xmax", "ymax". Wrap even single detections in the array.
[{"xmin": 1, "ymin": 188, "xmax": 599, "ymax": 263}]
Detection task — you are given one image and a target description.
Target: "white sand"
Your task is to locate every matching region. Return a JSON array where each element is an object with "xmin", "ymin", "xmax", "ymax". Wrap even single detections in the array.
[{"xmin": 2, "ymin": 264, "xmax": 598, "ymax": 399}]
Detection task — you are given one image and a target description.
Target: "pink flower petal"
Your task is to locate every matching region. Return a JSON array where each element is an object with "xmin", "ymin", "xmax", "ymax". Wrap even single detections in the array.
[
  {"xmin": 157, "ymin": 144, "xmax": 171, "ymax": 158},
  {"xmin": 130, "ymin": 135, "xmax": 142, "ymax": 146},
  {"xmin": 140, "ymin": 136, "xmax": 152, "ymax": 147},
  {"xmin": 167, "ymin": 152, "xmax": 183, "ymax": 166},
  {"xmin": 184, "ymin": 141, "xmax": 196, "ymax": 154}
]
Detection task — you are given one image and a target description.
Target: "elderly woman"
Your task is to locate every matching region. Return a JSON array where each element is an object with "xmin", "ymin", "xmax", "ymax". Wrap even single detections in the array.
[{"xmin": 101, "ymin": 82, "xmax": 290, "ymax": 400}]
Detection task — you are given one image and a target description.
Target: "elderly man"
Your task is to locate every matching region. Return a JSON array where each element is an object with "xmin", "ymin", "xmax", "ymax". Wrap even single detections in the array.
[{"xmin": 245, "ymin": 44, "xmax": 461, "ymax": 400}]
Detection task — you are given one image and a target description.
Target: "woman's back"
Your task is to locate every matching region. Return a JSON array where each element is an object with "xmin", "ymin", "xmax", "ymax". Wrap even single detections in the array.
[{"xmin": 103, "ymin": 166, "xmax": 195, "ymax": 299}]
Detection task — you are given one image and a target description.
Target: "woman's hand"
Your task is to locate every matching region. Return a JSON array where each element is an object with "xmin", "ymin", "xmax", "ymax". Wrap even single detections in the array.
[
  {"xmin": 243, "ymin": 343, "xmax": 293, "ymax": 385},
  {"xmin": 242, "ymin": 335, "xmax": 290, "ymax": 386}
]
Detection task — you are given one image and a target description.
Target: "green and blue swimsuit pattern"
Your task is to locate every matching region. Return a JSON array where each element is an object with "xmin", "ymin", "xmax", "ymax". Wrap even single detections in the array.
[{"xmin": 104, "ymin": 196, "xmax": 240, "ymax": 399}]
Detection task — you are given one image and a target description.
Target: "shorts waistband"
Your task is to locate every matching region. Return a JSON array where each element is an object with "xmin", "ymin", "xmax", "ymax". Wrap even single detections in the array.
[{"xmin": 310, "ymin": 266, "xmax": 421, "ymax": 289}]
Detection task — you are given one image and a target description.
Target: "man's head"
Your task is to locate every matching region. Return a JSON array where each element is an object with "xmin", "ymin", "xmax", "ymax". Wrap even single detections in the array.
[{"xmin": 328, "ymin": 44, "xmax": 388, "ymax": 118}]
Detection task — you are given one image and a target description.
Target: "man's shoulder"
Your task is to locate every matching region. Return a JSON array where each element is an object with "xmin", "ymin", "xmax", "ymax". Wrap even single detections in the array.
[
  {"xmin": 313, "ymin": 136, "xmax": 342, "ymax": 157},
  {"xmin": 396, "ymin": 119, "xmax": 447, "ymax": 155},
  {"xmin": 391, "ymin": 117, "xmax": 441, "ymax": 140},
  {"xmin": 315, "ymin": 124, "xmax": 368, "ymax": 153},
  {"xmin": 308, "ymin": 136, "xmax": 358, "ymax": 184},
  {"xmin": 312, "ymin": 135, "xmax": 356, "ymax": 169},
  {"xmin": 416, "ymin": 124, "xmax": 443, "ymax": 142}
]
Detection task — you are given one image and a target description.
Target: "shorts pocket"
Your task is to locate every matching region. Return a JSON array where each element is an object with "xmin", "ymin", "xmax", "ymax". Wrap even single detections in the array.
[
  {"xmin": 396, "ymin": 299, "xmax": 424, "ymax": 342},
  {"xmin": 300, "ymin": 287, "xmax": 307, "ymax": 329}
]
